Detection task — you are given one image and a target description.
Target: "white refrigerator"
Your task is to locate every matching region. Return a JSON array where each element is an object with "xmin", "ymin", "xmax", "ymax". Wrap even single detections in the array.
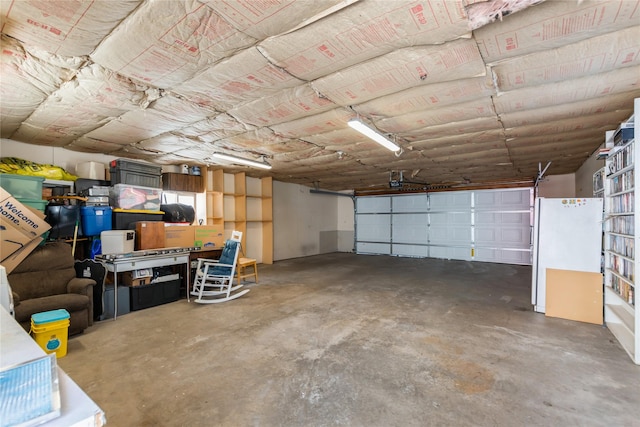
[{"xmin": 531, "ymin": 197, "xmax": 603, "ymax": 313}]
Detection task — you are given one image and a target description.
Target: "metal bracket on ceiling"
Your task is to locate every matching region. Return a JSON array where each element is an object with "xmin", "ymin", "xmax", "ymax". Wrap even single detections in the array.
[{"xmin": 534, "ymin": 161, "xmax": 552, "ymax": 188}]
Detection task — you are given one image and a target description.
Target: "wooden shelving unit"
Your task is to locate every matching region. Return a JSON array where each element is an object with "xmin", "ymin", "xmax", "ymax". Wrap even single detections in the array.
[
  {"xmin": 603, "ymin": 97, "xmax": 639, "ymax": 365},
  {"xmin": 205, "ymin": 169, "xmax": 224, "ymax": 230},
  {"xmin": 262, "ymin": 177, "xmax": 273, "ymax": 264},
  {"xmin": 205, "ymin": 168, "xmax": 273, "ymax": 264},
  {"xmin": 233, "ymin": 172, "xmax": 247, "ymax": 239}
]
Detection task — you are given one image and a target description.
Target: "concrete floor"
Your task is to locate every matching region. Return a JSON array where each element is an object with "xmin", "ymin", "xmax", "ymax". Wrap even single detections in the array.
[{"xmin": 58, "ymin": 253, "xmax": 640, "ymax": 427}]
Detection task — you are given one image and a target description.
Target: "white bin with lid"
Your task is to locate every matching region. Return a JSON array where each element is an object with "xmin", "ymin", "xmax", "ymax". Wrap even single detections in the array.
[{"xmin": 100, "ymin": 230, "xmax": 135, "ymax": 255}]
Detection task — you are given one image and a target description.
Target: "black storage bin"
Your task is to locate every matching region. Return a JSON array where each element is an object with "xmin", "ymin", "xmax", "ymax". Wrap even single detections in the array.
[
  {"xmin": 112, "ymin": 208, "xmax": 164, "ymax": 230},
  {"xmin": 45, "ymin": 204, "xmax": 82, "ymax": 239},
  {"xmin": 110, "ymin": 158, "xmax": 162, "ymax": 188},
  {"xmin": 130, "ymin": 278, "xmax": 181, "ymax": 311},
  {"xmin": 75, "ymin": 178, "xmax": 110, "ymax": 196}
]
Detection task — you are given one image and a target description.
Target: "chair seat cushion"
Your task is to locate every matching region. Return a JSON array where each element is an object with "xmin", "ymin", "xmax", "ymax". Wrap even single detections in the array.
[{"xmin": 14, "ymin": 294, "xmax": 90, "ymax": 324}]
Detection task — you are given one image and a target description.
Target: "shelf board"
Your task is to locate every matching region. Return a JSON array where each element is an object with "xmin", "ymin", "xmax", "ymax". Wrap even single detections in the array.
[
  {"xmin": 606, "ymin": 320, "xmax": 636, "ymax": 362},
  {"xmin": 608, "ymin": 164, "xmax": 634, "ymax": 179},
  {"xmin": 610, "ymin": 188, "xmax": 635, "ymax": 197},
  {"xmin": 605, "ymin": 298, "xmax": 635, "ymax": 333},
  {"xmin": 607, "ymin": 251, "xmax": 634, "ymax": 262},
  {"xmin": 608, "ymin": 231, "xmax": 634, "ymax": 238},
  {"xmin": 607, "ymin": 269, "xmax": 634, "ymax": 285}
]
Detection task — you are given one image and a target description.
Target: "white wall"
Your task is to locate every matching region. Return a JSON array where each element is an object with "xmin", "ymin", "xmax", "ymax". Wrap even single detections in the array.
[
  {"xmin": 337, "ymin": 195, "xmax": 355, "ymax": 252},
  {"xmin": 273, "ymin": 181, "xmax": 354, "ymax": 260},
  {"xmin": 1, "ymin": 139, "xmax": 114, "ymax": 176},
  {"xmin": 537, "ymin": 173, "xmax": 576, "ymax": 198},
  {"xmin": 0, "ymin": 139, "xmax": 178, "ymax": 175},
  {"xmin": 575, "ymin": 146, "xmax": 605, "ymax": 198}
]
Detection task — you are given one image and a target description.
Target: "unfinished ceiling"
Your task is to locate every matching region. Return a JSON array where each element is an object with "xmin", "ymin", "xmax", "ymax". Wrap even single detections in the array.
[{"xmin": 1, "ymin": 0, "xmax": 639, "ymax": 191}]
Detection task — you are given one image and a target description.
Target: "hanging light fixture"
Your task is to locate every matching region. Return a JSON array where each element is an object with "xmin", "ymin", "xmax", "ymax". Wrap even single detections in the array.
[
  {"xmin": 211, "ymin": 153, "xmax": 272, "ymax": 170},
  {"xmin": 347, "ymin": 118, "xmax": 400, "ymax": 152}
]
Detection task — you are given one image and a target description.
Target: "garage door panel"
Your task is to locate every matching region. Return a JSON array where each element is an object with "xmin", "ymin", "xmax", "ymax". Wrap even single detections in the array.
[
  {"xmin": 430, "ymin": 212, "xmax": 472, "ymax": 225},
  {"xmin": 430, "ymin": 226, "xmax": 472, "ymax": 244},
  {"xmin": 357, "ymin": 242, "xmax": 391, "ymax": 254},
  {"xmin": 356, "ymin": 214, "xmax": 390, "ymax": 241},
  {"xmin": 430, "ymin": 212, "xmax": 472, "ymax": 244},
  {"xmin": 476, "ymin": 228, "xmax": 497, "ymax": 242},
  {"xmin": 393, "ymin": 194, "xmax": 428, "ymax": 212},
  {"xmin": 476, "ymin": 226, "xmax": 530, "ymax": 246},
  {"xmin": 392, "ymin": 244, "xmax": 429, "ymax": 257},
  {"xmin": 430, "ymin": 191, "xmax": 471, "ymax": 210},
  {"xmin": 393, "ymin": 213, "xmax": 428, "ymax": 243},
  {"xmin": 356, "ymin": 188, "xmax": 532, "ymax": 265},
  {"xmin": 475, "ymin": 188, "xmax": 531, "ymax": 210},
  {"xmin": 357, "ymin": 196, "xmax": 390, "ymax": 213},
  {"xmin": 475, "ymin": 210, "xmax": 530, "ymax": 250},
  {"xmin": 476, "ymin": 211, "xmax": 529, "ymax": 225},
  {"xmin": 430, "ymin": 246, "xmax": 472, "ymax": 261},
  {"xmin": 474, "ymin": 248, "xmax": 531, "ymax": 265}
]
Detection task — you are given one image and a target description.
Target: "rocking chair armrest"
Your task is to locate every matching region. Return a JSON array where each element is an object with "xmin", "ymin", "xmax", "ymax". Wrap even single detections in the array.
[
  {"xmin": 197, "ymin": 257, "xmax": 220, "ymax": 263},
  {"xmin": 204, "ymin": 262, "xmax": 234, "ymax": 269}
]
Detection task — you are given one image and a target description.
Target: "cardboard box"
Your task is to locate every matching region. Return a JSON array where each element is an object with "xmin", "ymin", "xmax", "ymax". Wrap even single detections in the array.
[
  {"xmin": 0, "ymin": 237, "xmax": 43, "ymax": 274},
  {"xmin": 164, "ymin": 225, "xmax": 194, "ymax": 248},
  {"xmin": 0, "ymin": 187, "xmax": 9, "ymax": 202},
  {"xmin": 0, "ymin": 220, "xmax": 33, "ymax": 261},
  {"xmin": 0, "ymin": 189, "xmax": 51, "ymax": 239},
  {"xmin": 123, "ymin": 272, "xmax": 151, "ymax": 287},
  {"xmin": 135, "ymin": 221, "xmax": 166, "ymax": 250},
  {"xmin": 164, "ymin": 225, "xmax": 225, "ymax": 249},
  {"xmin": 194, "ymin": 226, "xmax": 224, "ymax": 249}
]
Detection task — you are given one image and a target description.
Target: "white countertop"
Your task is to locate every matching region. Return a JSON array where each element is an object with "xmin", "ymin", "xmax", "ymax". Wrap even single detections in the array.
[{"xmin": 0, "ymin": 307, "xmax": 105, "ymax": 426}]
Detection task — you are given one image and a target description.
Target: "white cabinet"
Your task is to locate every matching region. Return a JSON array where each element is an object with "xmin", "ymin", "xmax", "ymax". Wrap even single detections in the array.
[{"xmin": 603, "ymin": 97, "xmax": 639, "ymax": 365}]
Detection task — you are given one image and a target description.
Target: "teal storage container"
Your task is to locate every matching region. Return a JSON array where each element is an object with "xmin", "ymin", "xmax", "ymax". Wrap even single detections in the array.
[
  {"xmin": 31, "ymin": 309, "xmax": 70, "ymax": 325},
  {"xmin": 16, "ymin": 198, "xmax": 48, "ymax": 212},
  {"xmin": 0, "ymin": 174, "xmax": 44, "ymax": 199}
]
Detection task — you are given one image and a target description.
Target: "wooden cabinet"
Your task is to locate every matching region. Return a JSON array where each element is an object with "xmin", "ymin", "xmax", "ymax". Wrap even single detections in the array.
[
  {"xmin": 162, "ymin": 173, "xmax": 204, "ymax": 193},
  {"xmin": 205, "ymin": 168, "xmax": 272, "ymax": 264}
]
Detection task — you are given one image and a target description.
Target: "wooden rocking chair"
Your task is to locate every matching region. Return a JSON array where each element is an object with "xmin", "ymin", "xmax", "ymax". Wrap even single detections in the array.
[{"xmin": 191, "ymin": 231, "xmax": 249, "ymax": 304}]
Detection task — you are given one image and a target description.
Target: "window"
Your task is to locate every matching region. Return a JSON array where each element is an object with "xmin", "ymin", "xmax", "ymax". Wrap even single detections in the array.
[{"xmin": 162, "ymin": 191, "xmax": 206, "ymax": 225}]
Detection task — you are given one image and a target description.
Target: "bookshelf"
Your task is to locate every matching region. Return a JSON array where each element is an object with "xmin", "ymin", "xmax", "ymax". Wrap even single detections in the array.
[{"xmin": 603, "ymin": 97, "xmax": 639, "ymax": 364}]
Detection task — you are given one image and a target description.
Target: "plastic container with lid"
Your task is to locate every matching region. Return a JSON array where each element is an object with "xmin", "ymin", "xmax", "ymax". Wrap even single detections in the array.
[
  {"xmin": 31, "ymin": 309, "xmax": 70, "ymax": 358},
  {"xmin": 0, "ymin": 174, "xmax": 44, "ymax": 199}
]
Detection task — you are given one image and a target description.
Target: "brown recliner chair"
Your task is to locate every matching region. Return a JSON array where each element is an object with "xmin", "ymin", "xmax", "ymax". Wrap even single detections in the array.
[{"xmin": 7, "ymin": 242, "xmax": 95, "ymax": 335}]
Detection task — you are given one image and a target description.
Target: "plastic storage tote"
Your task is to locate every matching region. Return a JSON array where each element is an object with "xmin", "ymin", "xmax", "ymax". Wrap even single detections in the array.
[
  {"xmin": 17, "ymin": 198, "xmax": 48, "ymax": 212},
  {"xmin": 109, "ymin": 184, "xmax": 162, "ymax": 211},
  {"xmin": 109, "ymin": 159, "xmax": 162, "ymax": 188},
  {"xmin": 0, "ymin": 174, "xmax": 44, "ymax": 199},
  {"xmin": 31, "ymin": 309, "xmax": 70, "ymax": 358},
  {"xmin": 112, "ymin": 208, "xmax": 164, "ymax": 230},
  {"xmin": 100, "ymin": 230, "xmax": 135, "ymax": 254},
  {"xmin": 80, "ymin": 206, "xmax": 112, "ymax": 236}
]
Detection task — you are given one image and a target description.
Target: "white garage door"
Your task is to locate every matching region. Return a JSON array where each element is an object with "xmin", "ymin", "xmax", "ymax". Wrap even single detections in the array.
[{"xmin": 355, "ymin": 188, "xmax": 533, "ymax": 265}]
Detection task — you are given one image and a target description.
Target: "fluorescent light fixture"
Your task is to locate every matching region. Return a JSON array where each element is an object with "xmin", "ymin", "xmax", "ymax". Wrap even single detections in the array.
[
  {"xmin": 211, "ymin": 153, "xmax": 272, "ymax": 170},
  {"xmin": 348, "ymin": 118, "xmax": 400, "ymax": 152}
]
